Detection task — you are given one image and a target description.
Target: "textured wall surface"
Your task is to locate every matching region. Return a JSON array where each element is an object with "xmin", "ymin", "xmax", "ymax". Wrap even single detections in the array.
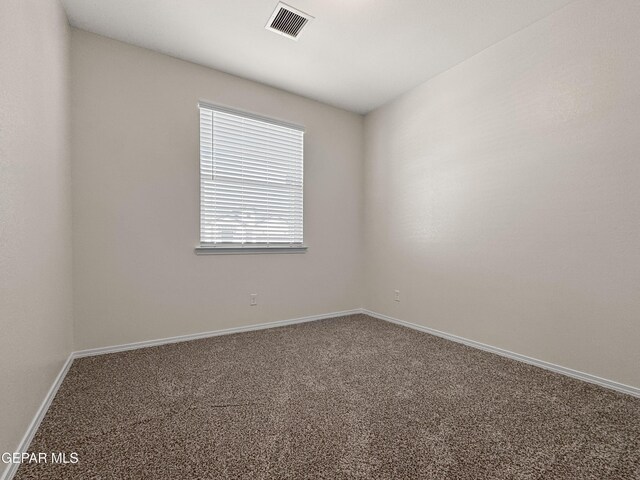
[
  {"xmin": 0, "ymin": 0, "xmax": 72, "ymax": 460},
  {"xmin": 364, "ymin": 0, "xmax": 640, "ymax": 387},
  {"xmin": 71, "ymin": 30, "xmax": 364, "ymax": 349}
]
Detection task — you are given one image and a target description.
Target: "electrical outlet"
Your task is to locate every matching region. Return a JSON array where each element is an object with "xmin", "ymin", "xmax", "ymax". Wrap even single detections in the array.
[
  {"xmin": 250, "ymin": 293, "xmax": 258, "ymax": 306},
  {"xmin": 394, "ymin": 290, "xmax": 400, "ymax": 302}
]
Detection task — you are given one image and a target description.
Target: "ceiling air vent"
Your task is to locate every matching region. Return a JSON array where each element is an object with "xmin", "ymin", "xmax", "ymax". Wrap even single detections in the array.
[{"xmin": 265, "ymin": 2, "xmax": 313, "ymax": 40}]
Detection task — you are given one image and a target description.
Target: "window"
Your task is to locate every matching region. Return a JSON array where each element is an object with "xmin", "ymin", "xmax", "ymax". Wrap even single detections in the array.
[{"xmin": 196, "ymin": 103, "xmax": 305, "ymax": 253}]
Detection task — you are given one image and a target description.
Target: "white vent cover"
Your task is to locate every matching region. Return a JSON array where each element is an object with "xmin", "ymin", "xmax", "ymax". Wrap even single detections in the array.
[{"xmin": 265, "ymin": 2, "xmax": 313, "ymax": 40}]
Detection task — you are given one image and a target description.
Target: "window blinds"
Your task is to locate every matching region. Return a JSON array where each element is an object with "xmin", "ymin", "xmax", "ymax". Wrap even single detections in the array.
[{"xmin": 199, "ymin": 104, "xmax": 304, "ymax": 246}]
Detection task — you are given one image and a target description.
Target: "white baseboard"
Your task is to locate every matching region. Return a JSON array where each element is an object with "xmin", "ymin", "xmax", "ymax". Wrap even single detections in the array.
[
  {"xmin": 73, "ymin": 309, "xmax": 362, "ymax": 358},
  {"xmin": 4, "ymin": 307, "xmax": 637, "ymax": 480},
  {"xmin": 1, "ymin": 308, "xmax": 361, "ymax": 480},
  {"xmin": 362, "ymin": 309, "xmax": 640, "ymax": 398},
  {"xmin": 1, "ymin": 354, "xmax": 74, "ymax": 480}
]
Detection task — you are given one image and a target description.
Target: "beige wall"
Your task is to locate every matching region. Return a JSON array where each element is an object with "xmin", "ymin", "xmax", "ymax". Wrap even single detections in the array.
[
  {"xmin": 3, "ymin": 5, "xmax": 638, "ymax": 464},
  {"xmin": 71, "ymin": 30, "xmax": 364, "ymax": 350},
  {"xmin": 364, "ymin": 0, "xmax": 640, "ymax": 388},
  {"xmin": 0, "ymin": 0, "xmax": 72, "ymax": 459}
]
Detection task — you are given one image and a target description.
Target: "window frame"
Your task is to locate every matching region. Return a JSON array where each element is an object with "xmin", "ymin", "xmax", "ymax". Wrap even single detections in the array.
[{"xmin": 195, "ymin": 102, "xmax": 307, "ymax": 255}]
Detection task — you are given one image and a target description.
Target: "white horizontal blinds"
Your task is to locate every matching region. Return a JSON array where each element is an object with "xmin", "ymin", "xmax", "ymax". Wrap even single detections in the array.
[{"xmin": 199, "ymin": 105, "xmax": 304, "ymax": 246}]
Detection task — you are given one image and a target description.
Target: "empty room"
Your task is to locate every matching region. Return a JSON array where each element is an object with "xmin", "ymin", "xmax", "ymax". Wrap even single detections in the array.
[{"xmin": 1, "ymin": 0, "xmax": 639, "ymax": 478}]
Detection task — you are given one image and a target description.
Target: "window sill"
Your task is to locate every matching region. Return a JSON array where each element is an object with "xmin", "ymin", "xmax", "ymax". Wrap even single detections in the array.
[{"xmin": 194, "ymin": 245, "xmax": 308, "ymax": 255}]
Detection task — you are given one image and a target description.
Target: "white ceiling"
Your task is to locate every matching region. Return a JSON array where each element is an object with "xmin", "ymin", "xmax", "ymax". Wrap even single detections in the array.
[{"xmin": 62, "ymin": 0, "xmax": 575, "ymax": 114}]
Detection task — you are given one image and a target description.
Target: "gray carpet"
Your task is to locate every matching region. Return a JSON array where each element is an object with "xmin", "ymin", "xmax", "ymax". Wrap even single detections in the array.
[{"xmin": 15, "ymin": 314, "xmax": 640, "ymax": 479}]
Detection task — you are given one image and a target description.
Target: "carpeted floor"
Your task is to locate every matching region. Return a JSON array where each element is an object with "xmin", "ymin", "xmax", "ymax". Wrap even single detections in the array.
[{"xmin": 15, "ymin": 314, "xmax": 640, "ymax": 479}]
